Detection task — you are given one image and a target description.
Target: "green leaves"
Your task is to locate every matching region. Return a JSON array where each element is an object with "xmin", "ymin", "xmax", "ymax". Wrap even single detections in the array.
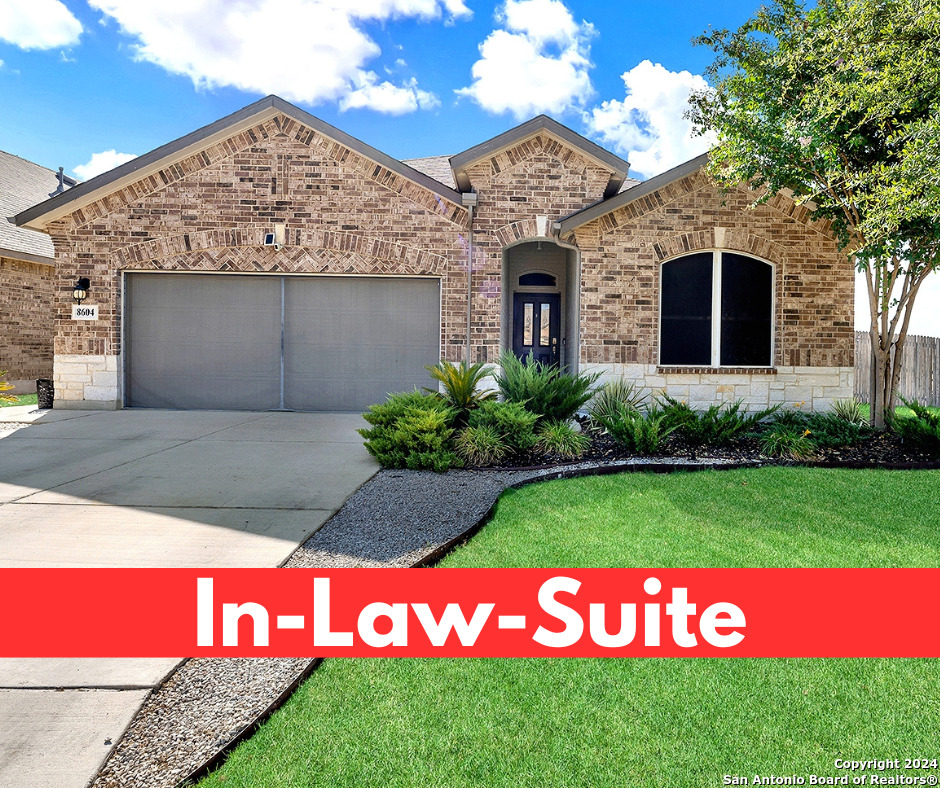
[
  {"xmin": 691, "ymin": 0, "xmax": 940, "ymax": 425},
  {"xmin": 424, "ymin": 360, "xmax": 496, "ymax": 418},
  {"xmin": 495, "ymin": 351, "xmax": 600, "ymax": 425},
  {"xmin": 691, "ymin": 0, "xmax": 940, "ymax": 259},
  {"xmin": 359, "ymin": 391, "xmax": 461, "ymax": 472}
]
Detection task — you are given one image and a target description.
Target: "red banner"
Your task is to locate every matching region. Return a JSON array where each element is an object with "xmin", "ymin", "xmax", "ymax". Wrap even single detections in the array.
[{"xmin": 1, "ymin": 568, "xmax": 937, "ymax": 657}]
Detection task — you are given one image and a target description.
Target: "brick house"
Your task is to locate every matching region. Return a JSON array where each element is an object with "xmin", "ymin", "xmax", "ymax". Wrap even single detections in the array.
[
  {"xmin": 1, "ymin": 151, "xmax": 75, "ymax": 392},
  {"xmin": 15, "ymin": 95, "xmax": 854, "ymax": 411}
]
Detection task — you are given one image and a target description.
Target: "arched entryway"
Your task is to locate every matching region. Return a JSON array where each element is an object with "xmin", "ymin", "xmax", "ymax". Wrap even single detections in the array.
[{"xmin": 501, "ymin": 240, "xmax": 580, "ymax": 372}]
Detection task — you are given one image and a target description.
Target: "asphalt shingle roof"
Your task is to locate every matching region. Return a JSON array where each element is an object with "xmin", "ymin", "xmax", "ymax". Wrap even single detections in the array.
[
  {"xmin": 401, "ymin": 156, "xmax": 457, "ymax": 190},
  {"xmin": 1, "ymin": 150, "xmax": 74, "ymax": 261},
  {"xmin": 402, "ymin": 157, "xmax": 642, "ymax": 195}
]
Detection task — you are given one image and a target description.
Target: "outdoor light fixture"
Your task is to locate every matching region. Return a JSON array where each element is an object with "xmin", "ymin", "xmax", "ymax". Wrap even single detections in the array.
[{"xmin": 73, "ymin": 278, "xmax": 90, "ymax": 303}]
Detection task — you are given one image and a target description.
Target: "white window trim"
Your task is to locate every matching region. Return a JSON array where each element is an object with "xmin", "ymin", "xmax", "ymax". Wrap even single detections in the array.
[{"xmin": 658, "ymin": 249, "xmax": 776, "ymax": 369}]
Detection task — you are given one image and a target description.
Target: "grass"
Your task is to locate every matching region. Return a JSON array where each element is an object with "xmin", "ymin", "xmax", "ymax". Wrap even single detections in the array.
[
  {"xmin": 197, "ymin": 468, "xmax": 940, "ymax": 788},
  {"xmin": 859, "ymin": 401, "xmax": 940, "ymax": 421},
  {"xmin": 0, "ymin": 393, "xmax": 37, "ymax": 408}
]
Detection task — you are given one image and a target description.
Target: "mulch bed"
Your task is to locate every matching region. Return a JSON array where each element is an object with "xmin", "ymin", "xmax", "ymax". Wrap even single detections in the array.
[{"xmin": 483, "ymin": 420, "xmax": 940, "ymax": 471}]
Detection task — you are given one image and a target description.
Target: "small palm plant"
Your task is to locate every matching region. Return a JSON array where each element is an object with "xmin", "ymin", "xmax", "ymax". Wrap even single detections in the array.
[{"xmin": 425, "ymin": 360, "xmax": 496, "ymax": 422}]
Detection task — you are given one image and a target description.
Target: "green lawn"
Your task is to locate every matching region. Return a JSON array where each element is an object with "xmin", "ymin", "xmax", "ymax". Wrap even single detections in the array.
[
  {"xmin": 197, "ymin": 468, "xmax": 940, "ymax": 788},
  {"xmin": 0, "ymin": 393, "xmax": 36, "ymax": 408}
]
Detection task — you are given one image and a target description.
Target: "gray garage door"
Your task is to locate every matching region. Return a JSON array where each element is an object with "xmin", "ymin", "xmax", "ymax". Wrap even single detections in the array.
[{"xmin": 125, "ymin": 273, "xmax": 440, "ymax": 411}]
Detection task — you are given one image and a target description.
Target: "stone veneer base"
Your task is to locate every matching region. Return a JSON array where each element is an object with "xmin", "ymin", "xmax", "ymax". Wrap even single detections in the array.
[
  {"xmin": 53, "ymin": 354, "xmax": 122, "ymax": 409},
  {"xmin": 581, "ymin": 363, "xmax": 855, "ymax": 413}
]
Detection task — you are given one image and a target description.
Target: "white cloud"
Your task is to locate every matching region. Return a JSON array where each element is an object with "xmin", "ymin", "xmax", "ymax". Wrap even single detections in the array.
[
  {"xmin": 455, "ymin": 0, "xmax": 595, "ymax": 119},
  {"xmin": 341, "ymin": 75, "xmax": 439, "ymax": 114},
  {"xmin": 73, "ymin": 150, "xmax": 137, "ymax": 181},
  {"xmin": 586, "ymin": 60, "xmax": 715, "ymax": 179},
  {"xmin": 0, "ymin": 0, "xmax": 83, "ymax": 50},
  {"xmin": 87, "ymin": 0, "xmax": 466, "ymax": 114}
]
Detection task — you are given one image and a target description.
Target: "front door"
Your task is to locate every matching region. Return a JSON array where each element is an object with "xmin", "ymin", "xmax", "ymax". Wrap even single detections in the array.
[{"xmin": 512, "ymin": 292, "xmax": 560, "ymax": 366}]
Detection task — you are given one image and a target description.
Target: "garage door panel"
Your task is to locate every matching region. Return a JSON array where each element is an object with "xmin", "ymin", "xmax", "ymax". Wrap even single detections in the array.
[
  {"xmin": 283, "ymin": 277, "xmax": 439, "ymax": 411},
  {"xmin": 126, "ymin": 274, "xmax": 440, "ymax": 411},
  {"xmin": 126, "ymin": 275, "xmax": 282, "ymax": 410}
]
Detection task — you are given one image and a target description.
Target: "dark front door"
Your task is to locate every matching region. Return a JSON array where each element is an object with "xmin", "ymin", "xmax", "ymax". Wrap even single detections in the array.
[{"xmin": 512, "ymin": 292, "xmax": 561, "ymax": 366}]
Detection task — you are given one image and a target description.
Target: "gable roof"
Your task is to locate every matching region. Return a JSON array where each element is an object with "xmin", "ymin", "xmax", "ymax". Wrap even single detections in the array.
[
  {"xmin": 16, "ymin": 95, "xmax": 464, "ymax": 232},
  {"xmin": 556, "ymin": 152, "xmax": 709, "ymax": 235},
  {"xmin": 1, "ymin": 150, "xmax": 75, "ymax": 262},
  {"xmin": 449, "ymin": 115, "xmax": 631, "ymax": 198}
]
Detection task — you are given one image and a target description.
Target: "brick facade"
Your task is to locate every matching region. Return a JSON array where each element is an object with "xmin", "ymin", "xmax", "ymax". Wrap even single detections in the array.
[
  {"xmin": 569, "ymin": 168, "xmax": 854, "ymax": 370},
  {"xmin": 33, "ymin": 102, "xmax": 853, "ymax": 410},
  {"xmin": 0, "ymin": 256, "xmax": 54, "ymax": 383}
]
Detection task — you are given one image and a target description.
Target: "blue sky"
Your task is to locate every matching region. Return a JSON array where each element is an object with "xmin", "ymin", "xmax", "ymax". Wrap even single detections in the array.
[{"xmin": 0, "ymin": 0, "xmax": 937, "ymax": 335}]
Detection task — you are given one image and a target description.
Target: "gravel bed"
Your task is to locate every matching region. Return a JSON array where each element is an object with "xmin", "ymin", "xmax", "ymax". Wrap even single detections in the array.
[
  {"xmin": 90, "ymin": 466, "xmax": 533, "ymax": 788},
  {"xmin": 0, "ymin": 421, "xmax": 32, "ymax": 432},
  {"xmin": 92, "ymin": 658, "xmax": 311, "ymax": 788}
]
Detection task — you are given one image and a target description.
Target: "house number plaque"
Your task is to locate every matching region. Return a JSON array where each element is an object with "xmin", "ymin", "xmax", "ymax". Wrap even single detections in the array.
[{"xmin": 72, "ymin": 304, "xmax": 99, "ymax": 320}]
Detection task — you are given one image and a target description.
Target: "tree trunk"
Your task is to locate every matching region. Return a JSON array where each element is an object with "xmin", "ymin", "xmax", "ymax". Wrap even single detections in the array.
[{"xmin": 869, "ymin": 326, "xmax": 890, "ymax": 428}]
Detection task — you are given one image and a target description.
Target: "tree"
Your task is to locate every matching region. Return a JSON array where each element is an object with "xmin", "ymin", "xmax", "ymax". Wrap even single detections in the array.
[{"xmin": 688, "ymin": 0, "xmax": 940, "ymax": 427}]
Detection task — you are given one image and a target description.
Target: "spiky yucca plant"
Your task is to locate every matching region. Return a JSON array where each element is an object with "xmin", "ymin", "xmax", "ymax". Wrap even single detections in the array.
[
  {"xmin": 832, "ymin": 398, "xmax": 866, "ymax": 425},
  {"xmin": 588, "ymin": 378, "xmax": 646, "ymax": 427}
]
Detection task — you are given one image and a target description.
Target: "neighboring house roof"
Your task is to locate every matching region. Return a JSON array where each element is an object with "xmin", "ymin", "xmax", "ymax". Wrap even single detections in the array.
[
  {"xmin": 0, "ymin": 150, "xmax": 75, "ymax": 262},
  {"xmin": 449, "ymin": 115, "xmax": 631, "ymax": 199},
  {"xmin": 401, "ymin": 156, "xmax": 457, "ymax": 190},
  {"xmin": 556, "ymin": 153, "xmax": 709, "ymax": 235},
  {"xmin": 16, "ymin": 95, "xmax": 464, "ymax": 232},
  {"xmin": 618, "ymin": 177, "xmax": 643, "ymax": 194}
]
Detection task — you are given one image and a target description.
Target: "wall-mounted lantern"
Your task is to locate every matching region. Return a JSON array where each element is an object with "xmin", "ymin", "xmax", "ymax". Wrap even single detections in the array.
[{"xmin": 73, "ymin": 278, "xmax": 90, "ymax": 303}]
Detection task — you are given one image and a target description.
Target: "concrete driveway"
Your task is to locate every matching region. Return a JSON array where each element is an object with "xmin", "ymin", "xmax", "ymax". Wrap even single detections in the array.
[{"xmin": 0, "ymin": 406, "xmax": 377, "ymax": 788}]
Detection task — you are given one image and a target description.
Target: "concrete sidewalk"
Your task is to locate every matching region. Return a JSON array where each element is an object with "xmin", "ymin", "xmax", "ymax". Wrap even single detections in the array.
[{"xmin": 0, "ymin": 407, "xmax": 377, "ymax": 788}]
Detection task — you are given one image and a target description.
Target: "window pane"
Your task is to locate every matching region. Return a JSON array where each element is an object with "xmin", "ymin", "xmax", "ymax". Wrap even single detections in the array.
[
  {"xmin": 523, "ymin": 303, "xmax": 533, "ymax": 346},
  {"xmin": 660, "ymin": 253, "xmax": 713, "ymax": 365},
  {"xmin": 720, "ymin": 253, "xmax": 772, "ymax": 366},
  {"xmin": 519, "ymin": 272, "xmax": 557, "ymax": 287},
  {"xmin": 539, "ymin": 303, "xmax": 551, "ymax": 346}
]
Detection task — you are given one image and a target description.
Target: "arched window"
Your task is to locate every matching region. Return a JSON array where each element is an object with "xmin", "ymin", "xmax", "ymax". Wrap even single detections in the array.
[
  {"xmin": 519, "ymin": 272, "xmax": 557, "ymax": 287},
  {"xmin": 660, "ymin": 251, "xmax": 773, "ymax": 367}
]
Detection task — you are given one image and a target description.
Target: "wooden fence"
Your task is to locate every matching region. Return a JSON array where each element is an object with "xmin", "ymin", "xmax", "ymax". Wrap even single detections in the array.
[{"xmin": 855, "ymin": 331, "xmax": 940, "ymax": 406}]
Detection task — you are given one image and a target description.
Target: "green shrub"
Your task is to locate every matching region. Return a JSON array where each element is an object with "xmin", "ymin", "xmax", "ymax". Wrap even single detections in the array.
[
  {"xmin": 588, "ymin": 378, "xmax": 646, "ymax": 427},
  {"xmin": 495, "ymin": 351, "xmax": 600, "ymax": 424},
  {"xmin": 658, "ymin": 395, "xmax": 779, "ymax": 446},
  {"xmin": 596, "ymin": 403, "xmax": 677, "ymax": 455},
  {"xmin": 769, "ymin": 408, "xmax": 871, "ymax": 449},
  {"xmin": 455, "ymin": 425, "xmax": 508, "ymax": 467},
  {"xmin": 0, "ymin": 371, "xmax": 17, "ymax": 405},
  {"xmin": 467, "ymin": 399, "xmax": 539, "ymax": 454},
  {"xmin": 657, "ymin": 395, "xmax": 697, "ymax": 433},
  {"xmin": 770, "ymin": 408, "xmax": 810, "ymax": 430},
  {"xmin": 425, "ymin": 360, "xmax": 495, "ymax": 422},
  {"xmin": 891, "ymin": 397, "xmax": 940, "ymax": 457},
  {"xmin": 831, "ymin": 398, "xmax": 866, "ymax": 425},
  {"xmin": 803, "ymin": 412, "xmax": 871, "ymax": 448},
  {"xmin": 535, "ymin": 420, "xmax": 590, "ymax": 458},
  {"xmin": 760, "ymin": 424, "xmax": 816, "ymax": 460},
  {"xmin": 358, "ymin": 391, "xmax": 461, "ymax": 472}
]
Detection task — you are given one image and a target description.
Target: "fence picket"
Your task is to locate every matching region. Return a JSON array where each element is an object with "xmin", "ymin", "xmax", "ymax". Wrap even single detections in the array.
[{"xmin": 854, "ymin": 331, "xmax": 940, "ymax": 406}]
